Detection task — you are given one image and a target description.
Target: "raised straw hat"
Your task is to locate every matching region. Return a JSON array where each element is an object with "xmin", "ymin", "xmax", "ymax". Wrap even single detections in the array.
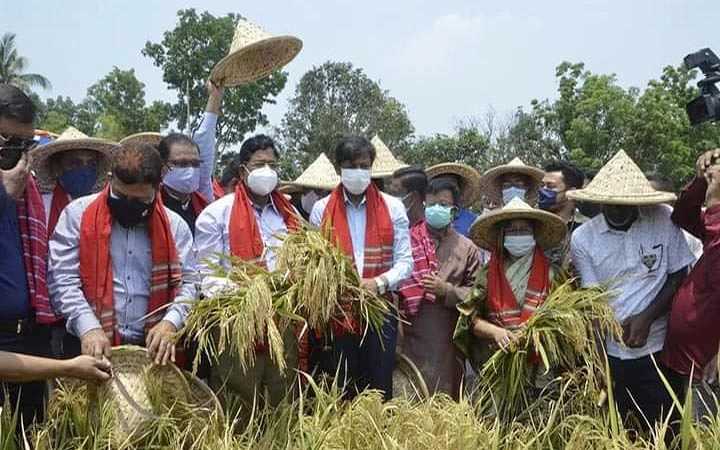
[
  {"xmin": 480, "ymin": 157, "xmax": 545, "ymax": 205},
  {"xmin": 567, "ymin": 149, "xmax": 676, "ymax": 205},
  {"xmin": 30, "ymin": 126, "xmax": 117, "ymax": 193},
  {"xmin": 371, "ymin": 135, "xmax": 409, "ymax": 178},
  {"xmin": 468, "ymin": 197, "xmax": 567, "ymax": 251},
  {"xmin": 210, "ymin": 18, "xmax": 302, "ymax": 87},
  {"xmin": 282, "ymin": 153, "xmax": 340, "ymax": 194},
  {"xmin": 120, "ymin": 132, "xmax": 163, "ymax": 149},
  {"xmin": 426, "ymin": 162, "xmax": 482, "ymax": 207}
]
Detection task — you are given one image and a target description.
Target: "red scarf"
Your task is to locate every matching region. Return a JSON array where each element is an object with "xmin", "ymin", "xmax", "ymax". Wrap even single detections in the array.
[
  {"xmin": 47, "ymin": 184, "xmax": 71, "ymax": 237},
  {"xmin": 398, "ymin": 220, "xmax": 439, "ymax": 316},
  {"xmin": 212, "ymin": 179, "xmax": 225, "ymax": 200},
  {"xmin": 16, "ymin": 176, "xmax": 58, "ymax": 324},
  {"xmin": 486, "ymin": 246, "xmax": 550, "ymax": 331},
  {"xmin": 321, "ymin": 183, "xmax": 394, "ymax": 334},
  {"xmin": 159, "ymin": 186, "xmax": 208, "ymax": 217},
  {"xmin": 79, "ymin": 186, "xmax": 182, "ymax": 345},
  {"xmin": 228, "ymin": 182, "xmax": 300, "ymax": 265}
]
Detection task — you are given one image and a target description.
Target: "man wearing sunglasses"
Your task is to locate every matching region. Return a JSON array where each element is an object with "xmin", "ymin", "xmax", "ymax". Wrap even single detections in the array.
[{"xmin": 0, "ymin": 84, "xmax": 60, "ymax": 426}]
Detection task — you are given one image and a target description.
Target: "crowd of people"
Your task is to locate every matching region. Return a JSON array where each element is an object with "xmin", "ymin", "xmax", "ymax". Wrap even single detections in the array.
[{"xmin": 1, "ymin": 78, "xmax": 720, "ymax": 432}]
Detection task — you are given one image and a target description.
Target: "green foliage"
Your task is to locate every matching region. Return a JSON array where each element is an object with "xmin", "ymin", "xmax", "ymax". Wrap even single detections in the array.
[
  {"xmin": 0, "ymin": 32, "xmax": 51, "ymax": 92},
  {"xmin": 278, "ymin": 61, "xmax": 415, "ymax": 178},
  {"xmin": 142, "ymin": 9, "xmax": 288, "ymax": 151}
]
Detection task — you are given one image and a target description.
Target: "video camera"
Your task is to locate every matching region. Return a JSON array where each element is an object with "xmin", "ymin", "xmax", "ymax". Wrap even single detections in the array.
[{"xmin": 684, "ymin": 48, "xmax": 720, "ymax": 125}]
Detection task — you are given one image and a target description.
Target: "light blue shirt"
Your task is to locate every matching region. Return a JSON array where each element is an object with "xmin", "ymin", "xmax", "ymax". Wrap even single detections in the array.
[
  {"xmin": 192, "ymin": 112, "xmax": 218, "ymax": 202},
  {"xmin": 195, "ymin": 192, "xmax": 290, "ymax": 273},
  {"xmin": 309, "ymin": 190, "xmax": 413, "ymax": 290},
  {"xmin": 48, "ymin": 194, "xmax": 199, "ymax": 343}
]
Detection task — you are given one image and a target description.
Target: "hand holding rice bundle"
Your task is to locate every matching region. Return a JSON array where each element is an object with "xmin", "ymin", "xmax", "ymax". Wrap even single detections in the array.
[{"xmin": 180, "ymin": 225, "xmax": 392, "ymax": 374}]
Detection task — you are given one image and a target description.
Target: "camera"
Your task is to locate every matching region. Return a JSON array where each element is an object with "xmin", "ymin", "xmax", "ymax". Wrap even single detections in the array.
[{"xmin": 684, "ymin": 48, "xmax": 720, "ymax": 125}]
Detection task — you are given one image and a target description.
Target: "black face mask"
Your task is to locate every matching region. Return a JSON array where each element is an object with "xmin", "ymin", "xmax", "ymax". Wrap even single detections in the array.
[
  {"xmin": 577, "ymin": 201, "xmax": 602, "ymax": 219},
  {"xmin": 107, "ymin": 193, "xmax": 153, "ymax": 228},
  {"xmin": 602, "ymin": 205, "xmax": 639, "ymax": 230},
  {"xmin": 0, "ymin": 148, "xmax": 24, "ymax": 170}
]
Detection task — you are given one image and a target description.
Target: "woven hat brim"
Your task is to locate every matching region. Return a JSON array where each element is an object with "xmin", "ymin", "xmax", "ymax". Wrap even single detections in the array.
[
  {"xmin": 426, "ymin": 163, "xmax": 482, "ymax": 207},
  {"xmin": 210, "ymin": 36, "xmax": 302, "ymax": 87},
  {"xmin": 567, "ymin": 189, "xmax": 677, "ymax": 205},
  {"xmin": 480, "ymin": 165, "xmax": 545, "ymax": 205},
  {"xmin": 119, "ymin": 133, "xmax": 162, "ymax": 149},
  {"xmin": 287, "ymin": 180, "xmax": 339, "ymax": 192},
  {"xmin": 372, "ymin": 164, "xmax": 410, "ymax": 179},
  {"xmin": 469, "ymin": 208, "xmax": 567, "ymax": 251},
  {"xmin": 31, "ymin": 139, "xmax": 117, "ymax": 193}
]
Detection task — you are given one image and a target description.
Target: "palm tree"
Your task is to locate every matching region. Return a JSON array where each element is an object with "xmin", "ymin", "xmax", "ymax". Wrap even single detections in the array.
[{"xmin": 0, "ymin": 32, "xmax": 51, "ymax": 91}]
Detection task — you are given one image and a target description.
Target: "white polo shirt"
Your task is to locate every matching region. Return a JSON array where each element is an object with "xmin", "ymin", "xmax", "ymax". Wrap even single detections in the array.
[{"xmin": 570, "ymin": 205, "xmax": 694, "ymax": 360}]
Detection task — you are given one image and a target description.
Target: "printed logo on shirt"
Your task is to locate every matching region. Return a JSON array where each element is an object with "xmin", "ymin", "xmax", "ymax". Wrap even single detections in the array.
[{"xmin": 639, "ymin": 244, "xmax": 664, "ymax": 273}]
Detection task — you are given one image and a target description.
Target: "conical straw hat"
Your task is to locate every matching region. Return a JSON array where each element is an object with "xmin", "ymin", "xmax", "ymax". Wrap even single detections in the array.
[
  {"xmin": 283, "ymin": 153, "xmax": 340, "ymax": 193},
  {"xmin": 480, "ymin": 157, "xmax": 545, "ymax": 206},
  {"xmin": 371, "ymin": 135, "xmax": 409, "ymax": 178},
  {"xmin": 426, "ymin": 162, "xmax": 482, "ymax": 207},
  {"xmin": 120, "ymin": 132, "xmax": 162, "ymax": 149},
  {"xmin": 210, "ymin": 18, "xmax": 302, "ymax": 87},
  {"xmin": 567, "ymin": 150, "xmax": 676, "ymax": 205},
  {"xmin": 30, "ymin": 126, "xmax": 117, "ymax": 193},
  {"xmin": 468, "ymin": 197, "xmax": 567, "ymax": 251}
]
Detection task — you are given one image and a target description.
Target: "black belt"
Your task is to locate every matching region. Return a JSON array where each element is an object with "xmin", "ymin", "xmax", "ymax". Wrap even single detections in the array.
[{"xmin": 0, "ymin": 318, "xmax": 36, "ymax": 335}]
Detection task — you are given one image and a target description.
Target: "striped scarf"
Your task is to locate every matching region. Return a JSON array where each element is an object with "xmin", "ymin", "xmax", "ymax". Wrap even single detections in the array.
[
  {"xmin": 47, "ymin": 183, "xmax": 71, "ymax": 237},
  {"xmin": 398, "ymin": 220, "xmax": 439, "ymax": 316},
  {"xmin": 79, "ymin": 186, "xmax": 182, "ymax": 345},
  {"xmin": 321, "ymin": 183, "xmax": 394, "ymax": 334},
  {"xmin": 16, "ymin": 176, "xmax": 58, "ymax": 324},
  {"xmin": 486, "ymin": 246, "xmax": 550, "ymax": 331}
]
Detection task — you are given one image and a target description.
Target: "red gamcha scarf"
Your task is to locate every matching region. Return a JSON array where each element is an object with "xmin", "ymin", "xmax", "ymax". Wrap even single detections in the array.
[
  {"xmin": 398, "ymin": 220, "xmax": 439, "ymax": 316},
  {"xmin": 486, "ymin": 246, "xmax": 550, "ymax": 331},
  {"xmin": 321, "ymin": 183, "xmax": 394, "ymax": 334},
  {"xmin": 79, "ymin": 186, "xmax": 182, "ymax": 345},
  {"xmin": 17, "ymin": 176, "xmax": 58, "ymax": 324},
  {"xmin": 47, "ymin": 184, "xmax": 71, "ymax": 237}
]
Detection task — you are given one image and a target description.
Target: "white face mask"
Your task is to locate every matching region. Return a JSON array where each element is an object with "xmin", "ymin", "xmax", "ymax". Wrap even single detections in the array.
[
  {"xmin": 246, "ymin": 165, "xmax": 278, "ymax": 196},
  {"xmin": 163, "ymin": 167, "xmax": 200, "ymax": 194},
  {"xmin": 341, "ymin": 168, "xmax": 371, "ymax": 195},
  {"xmin": 301, "ymin": 190, "xmax": 320, "ymax": 214},
  {"xmin": 502, "ymin": 186, "xmax": 527, "ymax": 205},
  {"xmin": 503, "ymin": 234, "xmax": 536, "ymax": 257}
]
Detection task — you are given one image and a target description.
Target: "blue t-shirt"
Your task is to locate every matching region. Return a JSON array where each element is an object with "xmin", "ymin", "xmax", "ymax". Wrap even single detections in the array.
[
  {"xmin": 0, "ymin": 186, "xmax": 31, "ymax": 320},
  {"xmin": 453, "ymin": 207, "xmax": 478, "ymax": 238}
]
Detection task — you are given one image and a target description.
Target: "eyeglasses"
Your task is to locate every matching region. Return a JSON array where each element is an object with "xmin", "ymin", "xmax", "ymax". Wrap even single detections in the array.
[{"xmin": 168, "ymin": 159, "xmax": 201, "ymax": 169}]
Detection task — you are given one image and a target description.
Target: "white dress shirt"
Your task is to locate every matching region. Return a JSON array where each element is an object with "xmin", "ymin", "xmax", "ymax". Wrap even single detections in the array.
[
  {"xmin": 48, "ymin": 194, "xmax": 198, "ymax": 343},
  {"xmin": 309, "ymin": 190, "xmax": 413, "ymax": 291},
  {"xmin": 195, "ymin": 192, "xmax": 290, "ymax": 274},
  {"xmin": 571, "ymin": 205, "xmax": 695, "ymax": 360}
]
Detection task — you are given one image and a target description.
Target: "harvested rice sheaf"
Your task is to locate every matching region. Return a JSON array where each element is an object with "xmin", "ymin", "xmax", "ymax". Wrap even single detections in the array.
[{"xmin": 181, "ymin": 225, "xmax": 391, "ymax": 373}]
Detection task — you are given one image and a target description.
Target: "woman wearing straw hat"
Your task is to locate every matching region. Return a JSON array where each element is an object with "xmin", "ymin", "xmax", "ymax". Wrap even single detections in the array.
[
  {"xmin": 426, "ymin": 162, "xmax": 482, "ymax": 238},
  {"xmin": 568, "ymin": 150, "xmax": 694, "ymax": 430},
  {"xmin": 480, "ymin": 157, "xmax": 545, "ymax": 208},
  {"xmin": 453, "ymin": 197, "xmax": 566, "ymax": 374},
  {"xmin": 30, "ymin": 126, "xmax": 117, "ymax": 236}
]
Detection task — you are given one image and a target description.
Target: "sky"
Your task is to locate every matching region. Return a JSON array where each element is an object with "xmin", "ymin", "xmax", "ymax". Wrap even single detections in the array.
[{"xmin": 2, "ymin": 0, "xmax": 719, "ymax": 137}]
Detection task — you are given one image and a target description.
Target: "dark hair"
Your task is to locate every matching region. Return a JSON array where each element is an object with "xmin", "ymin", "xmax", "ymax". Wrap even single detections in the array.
[
  {"xmin": 543, "ymin": 160, "xmax": 585, "ymax": 189},
  {"xmin": 334, "ymin": 136, "xmax": 376, "ymax": 166},
  {"xmin": 0, "ymin": 84, "xmax": 35, "ymax": 124},
  {"xmin": 237, "ymin": 134, "xmax": 279, "ymax": 166},
  {"xmin": 157, "ymin": 133, "xmax": 198, "ymax": 162},
  {"xmin": 646, "ymin": 172, "xmax": 674, "ymax": 192},
  {"xmin": 112, "ymin": 143, "xmax": 163, "ymax": 186},
  {"xmin": 393, "ymin": 166, "xmax": 427, "ymax": 197},
  {"xmin": 220, "ymin": 161, "xmax": 237, "ymax": 186},
  {"xmin": 427, "ymin": 177, "xmax": 461, "ymax": 206}
]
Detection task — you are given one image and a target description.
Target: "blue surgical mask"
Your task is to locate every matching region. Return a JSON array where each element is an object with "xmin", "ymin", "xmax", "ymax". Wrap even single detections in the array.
[
  {"xmin": 164, "ymin": 166, "xmax": 200, "ymax": 194},
  {"xmin": 502, "ymin": 186, "xmax": 526, "ymax": 204},
  {"xmin": 425, "ymin": 204, "xmax": 454, "ymax": 229},
  {"xmin": 58, "ymin": 165, "xmax": 97, "ymax": 198},
  {"xmin": 538, "ymin": 187, "xmax": 558, "ymax": 210}
]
